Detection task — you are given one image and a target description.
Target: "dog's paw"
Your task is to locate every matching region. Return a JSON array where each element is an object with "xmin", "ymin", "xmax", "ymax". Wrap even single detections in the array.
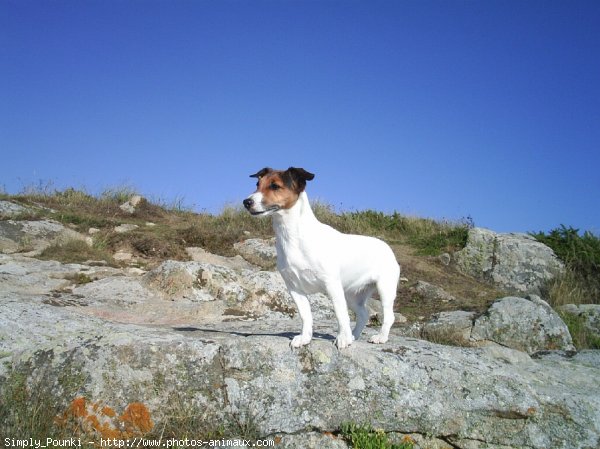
[
  {"xmin": 290, "ymin": 334, "xmax": 311, "ymax": 348},
  {"xmin": 368, "ymin": 333, "xmax": 388, "ymax": 344},
  {"xmin": 334, "ymin": 333, "xmax": 354, "ymax": 349}
]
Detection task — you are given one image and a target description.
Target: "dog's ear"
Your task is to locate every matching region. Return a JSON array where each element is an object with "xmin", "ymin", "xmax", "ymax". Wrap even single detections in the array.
[
  {"xmin": 285, "ymin": 167, "xmax": 315, "ymax": 193},
  {"xmin": 250, "ymin": 167, "xmax": 272, "ymax": 179}
]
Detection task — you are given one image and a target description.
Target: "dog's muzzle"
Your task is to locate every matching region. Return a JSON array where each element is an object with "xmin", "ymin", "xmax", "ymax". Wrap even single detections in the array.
[{"xmin": 243, "ymin": 197, "xmax": 280, "ymax": 216}]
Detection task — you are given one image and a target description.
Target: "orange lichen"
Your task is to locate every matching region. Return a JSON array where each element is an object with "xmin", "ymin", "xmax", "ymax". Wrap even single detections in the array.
[
  {"xmin": 102, "ymin": 405, "xmax": 116, "ymax": 418},
  {"xmin": 401, "ymin": 435, "xmax": 416, "ymax": 444},
  {"xmin": 70, "ymin": 397, "xmax": 88, "ymax": 418},
  {"xmin": 120, "ymin": 402, "xmax": 154, "ymax": 434},
  {"xmin": 57, "ymin": 397, "xmax": 154, "ymax": 440}
]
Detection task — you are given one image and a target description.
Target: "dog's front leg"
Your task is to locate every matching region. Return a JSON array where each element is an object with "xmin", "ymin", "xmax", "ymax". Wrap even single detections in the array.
[
  {"xmin": 288, "ymin": 290, "xmax": 313, "ymax": 348},
  {"xmin": 326, "ymin": 282, "xmax": 354, "ymax": 349}
]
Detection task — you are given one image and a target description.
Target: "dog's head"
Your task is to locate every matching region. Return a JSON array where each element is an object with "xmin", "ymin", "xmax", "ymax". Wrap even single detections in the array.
[{"xmin": 243, "ymin": 167, "xmax": 315, "ymax": 216}]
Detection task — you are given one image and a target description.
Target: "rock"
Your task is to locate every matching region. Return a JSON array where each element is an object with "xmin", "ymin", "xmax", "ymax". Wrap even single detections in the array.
[
  {"xmin": 438, "ymin": 252, "xmax": 451, "ymax": 266},
  {"xmin": 0, "ymin": 200, "xmax": 35, "ymax": 218},
  {"xmin": 186, "ymin": 246, "xmax": 257, "ymax": 271},
  {"xmin": 1, "ymin": 292, "xmax": 599, "ymax": 449},
  {"xmin": 113, "ymin": 250, "xmax": 134, "ymax": 262},
  {"xmin": 119, "ymin": 195, "xmax": 143, "ymax": 214},
  {"xmin": 114, "ymin": 223, "xmax": 139, "ymax": 233},
  {"xmin": 0, "ymin": 219, "xmax": 86, "ymax": 254},
  {"xmin": 142, "ymin": 260, "xmax": 244, "ymax": 302},
  {"xmin": 472, "ymin": 296, "xmax": 575, "ymax": 354},
  {"xmin": 412, "ymin": 280, "xmax": 456, "ymax": 302},
  {"xmin": 422, "ymin": 311, "xmax": 476, "ymax": 345},
  {"xmin": 454, "ymin": 227, "xmax": 565, "ymax": 295},
  {"xmin": 88, "ymin": 227, "xmax": 101, "ymax": 235},
  {"xmin": 233, "ymin": 238, "xmax": 277, "ymax": 269},
  {"xmin": 141, "ymin": 260, "xmax": 334, "ymax": 321}
]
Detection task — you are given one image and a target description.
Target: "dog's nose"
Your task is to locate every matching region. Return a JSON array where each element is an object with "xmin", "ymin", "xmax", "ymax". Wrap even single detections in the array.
[{"xmin": 243, "ymin": 198, "xmax": 254, "ymax": 210}]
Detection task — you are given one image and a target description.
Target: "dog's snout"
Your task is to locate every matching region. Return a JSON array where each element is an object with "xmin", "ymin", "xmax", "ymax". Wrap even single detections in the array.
[{"xmin": 243, "ymin": 198, "xmax": 254, "ymax": 210}]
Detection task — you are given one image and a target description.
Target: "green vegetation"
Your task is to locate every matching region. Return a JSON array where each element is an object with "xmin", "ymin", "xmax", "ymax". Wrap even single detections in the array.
[
  {"xmin": 313, "ymin": 202, "xmax": 473, "ymax": 255},
  {"xmin": 531, "ymin": 225, "xmax": 600, "ymax": 306},
  {"xmin": 341, "ymin": 422, "xmax": 414, "ymax": 449},
  {"xmin": 558, "ymin": 311, "xmax": 600, "ymax": 350},
  {"xmin": 39, "ymin": 239, "xmax": 115, "ymax": 265}
]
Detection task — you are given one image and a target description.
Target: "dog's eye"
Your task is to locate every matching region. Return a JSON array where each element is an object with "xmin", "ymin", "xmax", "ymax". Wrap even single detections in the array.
[{"xmin": 270, "ymin": 183, "xmax": 281, "ymax": 190}]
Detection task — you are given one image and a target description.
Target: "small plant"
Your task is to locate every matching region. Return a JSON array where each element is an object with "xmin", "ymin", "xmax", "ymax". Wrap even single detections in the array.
[{"xmin": 341, "ymin": 422, "xmax": 414, "ymax": 449}]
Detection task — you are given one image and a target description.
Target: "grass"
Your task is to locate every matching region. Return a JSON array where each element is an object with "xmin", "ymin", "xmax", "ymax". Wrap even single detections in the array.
[{"xmin": 38, "ymin": 239, "xmax": 115, "ymax": 266}]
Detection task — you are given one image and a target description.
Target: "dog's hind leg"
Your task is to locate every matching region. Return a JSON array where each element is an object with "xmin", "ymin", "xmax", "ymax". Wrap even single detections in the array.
[
  {"xmin": 369, "ymin": 269, "xmax": 400, "ymax": 344},
  {"xmin": 348, "ymin": 286, "xmax": 375, "ymax": 340}
]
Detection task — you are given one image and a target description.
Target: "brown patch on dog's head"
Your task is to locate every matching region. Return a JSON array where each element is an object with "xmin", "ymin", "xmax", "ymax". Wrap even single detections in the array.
[{"xmin": 245, "ymin": 167, "xmax": 315, "ymax": 214}]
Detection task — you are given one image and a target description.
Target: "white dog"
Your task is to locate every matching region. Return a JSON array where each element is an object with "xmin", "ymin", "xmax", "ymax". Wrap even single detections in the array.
[{"xmin": 243, "ymin": 167, "xmax": 400, "ymax": 349}]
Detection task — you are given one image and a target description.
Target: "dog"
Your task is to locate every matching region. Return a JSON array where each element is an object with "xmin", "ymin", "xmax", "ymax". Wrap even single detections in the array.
[{"xmin": 243, "ymin": 167, "xmax": 400, "ymax": 349}]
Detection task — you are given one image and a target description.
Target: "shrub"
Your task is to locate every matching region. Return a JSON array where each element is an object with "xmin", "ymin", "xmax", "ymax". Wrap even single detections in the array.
[
  {"xmin": 558, "ymin": 311, "xmax": 600, "ymax": 349},
  {"xmin": 531, "ymin": 226, "xmax": 600, "ymax": 305}
]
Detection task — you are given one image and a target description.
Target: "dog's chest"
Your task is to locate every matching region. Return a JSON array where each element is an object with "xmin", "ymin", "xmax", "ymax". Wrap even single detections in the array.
[{"xmin": 275, "ymin": 239, "xmax": 325, "ymax": 294}]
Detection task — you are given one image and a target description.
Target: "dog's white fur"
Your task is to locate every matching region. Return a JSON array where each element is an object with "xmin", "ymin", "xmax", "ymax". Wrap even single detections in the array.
[{"xmin": 244, "ymin": 168, "xmax": 400, "ymax": 349}]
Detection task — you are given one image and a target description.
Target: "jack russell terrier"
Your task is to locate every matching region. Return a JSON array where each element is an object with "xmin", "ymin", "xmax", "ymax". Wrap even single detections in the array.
[{"xmin": 243, "ymin": 167, "xmax": 400, "ymax": 349}]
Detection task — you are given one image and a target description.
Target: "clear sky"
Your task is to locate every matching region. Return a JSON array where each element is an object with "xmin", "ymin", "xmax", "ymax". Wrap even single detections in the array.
[{"xmin": 1, "ymin": 0, "xmax": 599, "ymax": 234}]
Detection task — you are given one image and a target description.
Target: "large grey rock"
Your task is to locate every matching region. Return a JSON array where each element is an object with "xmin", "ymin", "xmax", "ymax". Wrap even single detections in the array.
[
  {"xmin": 472, "ymin": 296, "xmax": 575, "ymax": 354},
  {"xmin": 1, "ymin": 293, "xmax": 599, "ymax": 449},
  {"xmin": 0, "ymin": 219, "xmax": 85, "ymax": 254},
  {"xmin": 454, "ymin": 227, "xmax": 564, "ymax": 295}
]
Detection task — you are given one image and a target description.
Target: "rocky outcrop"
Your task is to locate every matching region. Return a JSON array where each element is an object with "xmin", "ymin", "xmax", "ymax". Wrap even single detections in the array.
[
  {"xmin": 0, "ymin": 219, "xmax": 86, "ymax": 255},
  {"xmin": 1, "ymin": 250, "xmax": 599, "ymax": 448},
  {"xmin": 1, "ymin": 215, "xmax": 599, "ymax": 449},
  {"xmin": 454, "ymin": 227, "xmax": 565, "ymax": 295}
]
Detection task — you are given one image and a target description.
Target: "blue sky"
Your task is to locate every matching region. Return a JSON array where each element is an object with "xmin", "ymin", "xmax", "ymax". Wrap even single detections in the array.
[{"xmin": 1, "ymin": 0, "xmax": 599, "ymax": 233}]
